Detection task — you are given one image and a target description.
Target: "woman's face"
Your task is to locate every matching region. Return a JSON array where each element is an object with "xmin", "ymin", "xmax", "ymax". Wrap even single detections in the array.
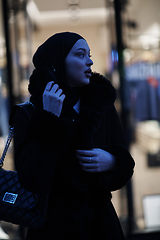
[{"xmin": 65, "ymin": 39, "xmax": 93, "ymax": 87}]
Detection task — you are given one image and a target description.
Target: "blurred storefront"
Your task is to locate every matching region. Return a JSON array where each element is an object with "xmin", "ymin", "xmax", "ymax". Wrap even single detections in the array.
[
  {"xmin": 0, "ymin": 0, "xmax": 33, "ymax": 163},
  {"xmin": 0, "ymin": 1, "xmax": 33, "ymax": 239},
  {"xmin": 0, "ymin": 0, "xmax": 160, "ymax": 239},
  {"xmin": 107, "ymin": 0, "xmax": 160, "ymax": 239}
]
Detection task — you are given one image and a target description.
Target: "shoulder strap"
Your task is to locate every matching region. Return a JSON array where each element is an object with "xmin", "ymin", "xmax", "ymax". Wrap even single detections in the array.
[
  {"xmin": 0, "ymin": 126, "xmax": 14, "ymax": 167},
  {"xmin": 9, "ymin": 101, "xmax": 35, "ymax": 127},
  {"xmin": 0, "ymin": 102, "xmax": 35, "ymax": 167}
]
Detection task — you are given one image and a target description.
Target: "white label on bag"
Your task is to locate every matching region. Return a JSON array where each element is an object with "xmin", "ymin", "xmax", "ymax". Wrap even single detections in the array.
[{"xmin": 2, "ymin": 192, "xmax": 18, "ymax": 204}]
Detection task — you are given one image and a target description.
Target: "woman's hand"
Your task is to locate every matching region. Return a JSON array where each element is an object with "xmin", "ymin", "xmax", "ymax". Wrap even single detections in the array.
[
  {"xmin": 43, "ymin": 81, "xmax": 65, "ymax": 117},
  {"xmin": 76, "ymin": 148, "xmax": 115, "ymax": 173}
]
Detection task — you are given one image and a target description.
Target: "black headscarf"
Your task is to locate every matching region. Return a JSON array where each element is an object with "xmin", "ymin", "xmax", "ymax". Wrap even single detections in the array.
[{"xmin": 28, "ymin": 32, "xmax": 84, "ymax": 99}]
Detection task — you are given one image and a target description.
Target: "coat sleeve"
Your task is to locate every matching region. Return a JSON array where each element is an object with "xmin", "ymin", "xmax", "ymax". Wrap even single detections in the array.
[
  {"xmin": 13, "ymin": 107, "xmax": 74, "ymax": 193},
  {"xmin": 97, "ymin": 105, "xmax": 135, "ymax": 192}
]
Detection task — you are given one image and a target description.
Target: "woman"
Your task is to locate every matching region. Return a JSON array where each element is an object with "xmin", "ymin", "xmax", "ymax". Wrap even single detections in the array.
[{"xmin": 13, "ymin": 32, "xmax": 135, "ymax": 239}]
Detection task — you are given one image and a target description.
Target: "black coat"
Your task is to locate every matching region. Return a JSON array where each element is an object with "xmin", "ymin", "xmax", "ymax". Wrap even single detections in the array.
[{"xmin": 13, "ymin": 73, "xmax": 135, "ymax": 240}]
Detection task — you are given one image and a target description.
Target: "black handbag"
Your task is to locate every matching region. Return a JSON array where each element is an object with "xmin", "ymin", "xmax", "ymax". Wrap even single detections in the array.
[{"xmin": 0, "ymin": 102, "xmax": 49, "ymax": 229}]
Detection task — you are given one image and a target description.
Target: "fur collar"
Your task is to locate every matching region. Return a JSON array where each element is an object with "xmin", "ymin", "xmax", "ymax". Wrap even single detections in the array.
[
  {"xmin": 74, "ymin": 72, "xmax": 116, "ymax": 150},
  {"xmin": 84, "ymin": 72, "xmax": 116, "ymax": 105}
]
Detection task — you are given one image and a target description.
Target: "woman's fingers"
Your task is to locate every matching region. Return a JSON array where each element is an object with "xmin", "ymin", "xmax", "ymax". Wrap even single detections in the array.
[
  {"xmin": 76, "ymin": 151, "xmax": 99, "ymax": 172},
  {"xmin": 60, "ymin": 94, "xmax": 66, "ymax": 102},
  {"xmin": 43, "ymin": 81, "xmax": 65, "ymax": 117},
  {"xmin": 50, "ymin": 83, "xmax": 59, "ymax": 93},
  {"xmin": 76, "ymin": 149, "xmax": 95, "ymax": 157},
  {"xmin": 76, "ymin": 154, "xmax": 96, "ymax": 163},
  {"xmin": 45, "ymin": 81, "xmax": 54, "ymax": 91},
  {"xmin": 55, "ymin": 88, "xmax": 63, "ymax": 97},
  {"xmin": 76, "ymin": 148, "xmax": 115, "ymax": 173},
  {"xmin": 45, "ymin": 83, "xmax": 64, "ymax": 97},
  {"xmin": 79, "ymin": 161, "xmax": 98, "ymax": 169}
]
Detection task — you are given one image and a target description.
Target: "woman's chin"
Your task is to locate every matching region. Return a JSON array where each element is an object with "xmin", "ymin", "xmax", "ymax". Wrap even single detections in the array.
[
  {"xmin": 81, "ymin": 78, "xmax": 90, "ymax": 86},
  {"xmin": 69, "ymin": 78, "xmax": 90, "ymax": 87}
]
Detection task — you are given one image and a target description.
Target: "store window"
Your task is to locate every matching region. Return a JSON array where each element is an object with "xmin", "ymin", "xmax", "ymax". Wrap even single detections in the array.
[
  {"xmin": 0, "ymin": 0, "xmax": 33, "ymax": 238},
  {"xmin": 0, "ymin": 0, "xmax": 10, "ymax": 140},
  {"xmin": 8, "ymin": 0, "xmax": 33, "ymax": 103},
  {"xmin": 0, "ymin": 0, "xmax": 33, "ymax": 165},
  {"xmin": 107, "ymin": 0, "xmax": 160, "ymax": 235}
]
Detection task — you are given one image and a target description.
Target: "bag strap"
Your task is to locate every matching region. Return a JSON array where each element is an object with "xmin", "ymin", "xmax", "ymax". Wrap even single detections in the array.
[
  {"xmin": 0, "ymin": 126, "xmax": 14, "ymax": 168},
  {"xmin": 0, "ymin": 101, "xmax": 35, "ymax": 168}
]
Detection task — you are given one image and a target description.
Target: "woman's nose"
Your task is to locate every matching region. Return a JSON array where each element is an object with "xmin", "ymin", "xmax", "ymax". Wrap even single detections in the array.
[{"xmin": 87, "ymin": 58, "xmax": 93, "ymax": 66}]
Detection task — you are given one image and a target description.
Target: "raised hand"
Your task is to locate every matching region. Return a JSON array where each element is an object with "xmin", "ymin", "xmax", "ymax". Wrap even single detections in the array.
[{"xmin": 43, "ymin": 81, "xmax": 65, "ymax": 117}]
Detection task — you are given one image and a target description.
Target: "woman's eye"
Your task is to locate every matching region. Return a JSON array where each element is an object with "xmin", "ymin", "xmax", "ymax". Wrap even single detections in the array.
[
  {"xmin": 79, "ymin": 53, "xmax": 85, "ymax": 57},
  {"xmin": 76, "ymin": 52, "xmax": 85, "ymax": 58},
  {"xmin": 76, "ymin": 52, "xmax": 91, "ymax": 58}
]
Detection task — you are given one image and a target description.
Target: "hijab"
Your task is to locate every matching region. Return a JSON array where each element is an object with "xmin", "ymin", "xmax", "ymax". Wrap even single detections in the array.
[{"xmin": 28, "ymin": 32, "xmax": 84, "ymax": 100}]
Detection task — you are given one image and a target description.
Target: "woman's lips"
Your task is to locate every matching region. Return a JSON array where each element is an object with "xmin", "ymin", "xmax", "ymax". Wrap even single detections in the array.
[
  {"xmin": 85, "ymin": 69, "xmax": 92, "ymax": 78},
  {"xmin": 85, "ymin": 73, "xmax": 92, "ymax": 78}
]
